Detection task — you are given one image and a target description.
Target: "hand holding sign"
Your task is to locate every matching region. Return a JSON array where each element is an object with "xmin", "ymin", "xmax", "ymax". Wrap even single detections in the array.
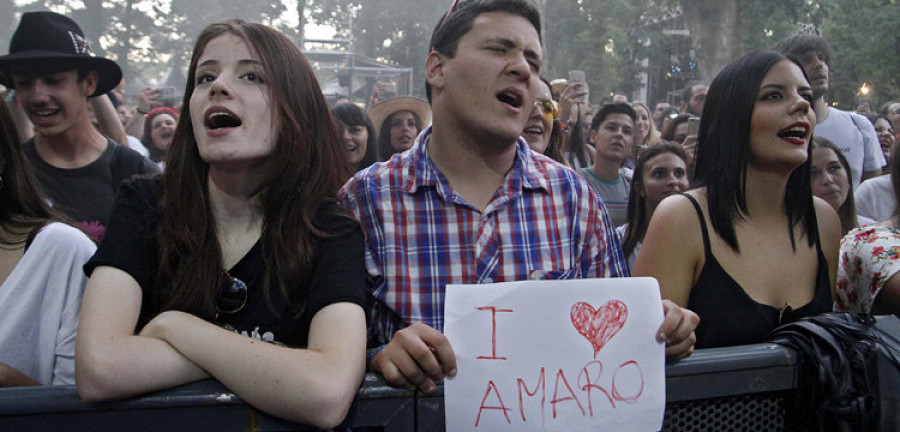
[{"xmin": 371, "ymin": 323, "xmax": 457, "ymax": 394}]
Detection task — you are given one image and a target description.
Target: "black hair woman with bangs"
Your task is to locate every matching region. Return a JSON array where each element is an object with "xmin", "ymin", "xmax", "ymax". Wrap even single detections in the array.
[
  {"xmin": 332, "ymin": 102, "xmax": 377, "ymax": 172},
  {"xmin": 634, "ymin": 50, "xmax": 841, "ymax": 349}
]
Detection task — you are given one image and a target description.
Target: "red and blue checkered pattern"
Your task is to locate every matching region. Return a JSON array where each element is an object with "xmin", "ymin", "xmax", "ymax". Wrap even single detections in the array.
[{"xmin": 339, "ymin": 128, "xmax": 628, "ymax": 344}]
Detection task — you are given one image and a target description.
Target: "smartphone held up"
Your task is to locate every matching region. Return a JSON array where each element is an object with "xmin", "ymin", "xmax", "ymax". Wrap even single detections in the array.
[{"xmin": 568, "ymin": 70, "xmax": 589, "ymax": 103}]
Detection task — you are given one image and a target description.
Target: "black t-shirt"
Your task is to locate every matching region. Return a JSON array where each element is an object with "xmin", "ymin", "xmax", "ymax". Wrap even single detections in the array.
[
  {"xmin": 24, "ymin": 138, "xmax": 160, "ymax": 243},
  {"xmin": 85, "ymin": 177, "xmax": 367, "ymax": 348}
]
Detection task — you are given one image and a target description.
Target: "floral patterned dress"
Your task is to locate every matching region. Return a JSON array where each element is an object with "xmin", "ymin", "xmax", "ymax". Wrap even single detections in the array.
[{"xmin": 836, "ymin": 225, "xmax": 900, "ymax": 313}]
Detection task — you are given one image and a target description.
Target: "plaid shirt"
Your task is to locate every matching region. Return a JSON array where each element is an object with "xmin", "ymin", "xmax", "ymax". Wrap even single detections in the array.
[{"xmin": 339, "ymin": 127, "xmax": 628, "ymax": 345}]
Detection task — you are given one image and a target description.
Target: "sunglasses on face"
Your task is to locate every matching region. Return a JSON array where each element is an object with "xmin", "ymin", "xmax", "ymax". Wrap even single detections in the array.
[
  {"xmin": 216, "ymin": 271, "xmax": 248, "ymax": 316},
  {"xmin": 536, "ymin": 96, "xmax": 560, "ymax": 121}
]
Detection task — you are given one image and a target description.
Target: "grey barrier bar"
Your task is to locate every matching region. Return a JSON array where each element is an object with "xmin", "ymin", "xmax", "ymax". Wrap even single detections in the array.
[
  {"xmin": 0, "ymin": 374, "xmax": 414, "ymax": 431},
  {"xmin": 0, "ymin": 344, "xmax": 798, "ymax": 431},
  {"xmin": 665, "ymin": 343, "xmax": 798, "ymax": 402}
]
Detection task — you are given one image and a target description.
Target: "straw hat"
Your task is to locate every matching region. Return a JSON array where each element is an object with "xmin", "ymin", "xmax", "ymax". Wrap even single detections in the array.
[
  {"xmin": 368, "ymin": 96, "xmax": 432, "ymax": 136},
  {"xmin": 0, "ymin": 12, "xmax": 122, "ymax": 97}
]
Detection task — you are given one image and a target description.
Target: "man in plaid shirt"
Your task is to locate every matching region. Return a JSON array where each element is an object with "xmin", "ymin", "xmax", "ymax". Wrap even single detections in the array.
[{"xmin": 339, "ymin": 0, "xmax": 699, "ymax": 394}]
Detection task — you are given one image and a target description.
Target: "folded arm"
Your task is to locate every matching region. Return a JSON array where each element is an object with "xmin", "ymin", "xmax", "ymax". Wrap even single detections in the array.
[
  {"xmin": 76, "ymin": 266, "xmax": 210, "ymax": 402},
  {"xmin": 77, "ymin": 265, "xmax": 367, "ymax": 428},
  {"xmin": 140, "ymin": 303, "xmax": 366, "ymax": 428}
]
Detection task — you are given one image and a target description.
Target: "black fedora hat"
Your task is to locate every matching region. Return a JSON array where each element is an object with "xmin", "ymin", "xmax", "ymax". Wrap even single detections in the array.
[{"xmin": 0, "ymin": 12, "xmax": 122, "ymax": 97}]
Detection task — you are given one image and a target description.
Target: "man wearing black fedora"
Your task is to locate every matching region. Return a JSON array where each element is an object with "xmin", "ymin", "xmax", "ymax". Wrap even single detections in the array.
[{"xmin": 0, "ymin": 12, "xmax": 158, "ymax": 243}]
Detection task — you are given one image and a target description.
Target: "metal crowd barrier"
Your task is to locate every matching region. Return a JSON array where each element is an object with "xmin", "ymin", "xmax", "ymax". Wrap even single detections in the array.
[{"xmin": 0, "ymin": 343, "xmax": 808, "ymax": 431}]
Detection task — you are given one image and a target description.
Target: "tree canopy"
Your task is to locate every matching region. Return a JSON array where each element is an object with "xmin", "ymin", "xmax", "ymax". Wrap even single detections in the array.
[{"xmin": 0, "ymin": 0, "xmax": 896, "ymax": 108}]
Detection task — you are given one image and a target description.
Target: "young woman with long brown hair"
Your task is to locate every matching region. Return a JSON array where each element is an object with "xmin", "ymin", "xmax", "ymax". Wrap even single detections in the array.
[{"xmin": 75, "ymin": 20, "xmax": 366, "ymax": 428}]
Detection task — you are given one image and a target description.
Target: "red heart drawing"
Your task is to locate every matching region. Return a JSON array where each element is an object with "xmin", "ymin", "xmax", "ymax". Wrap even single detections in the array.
[{"xmin": 570, "ymin": 301, "xmax": 628, "ymax": 358}]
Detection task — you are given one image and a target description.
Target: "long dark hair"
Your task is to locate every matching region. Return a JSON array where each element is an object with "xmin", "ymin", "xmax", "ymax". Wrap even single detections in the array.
[
  {"xmin": 539, "ymin": 76, "xmax": 567, "ymax": 165},
  {"xmin": 543, "ymin": 118, "xmax": 567, "ymax": 165},
  {"xmin": 811, "ymin": 137, "xmax": 858, "ymax": 236},
  {"xmin": 377, "ymin": 110, "xmax": 421, "ymax": 161},
  {"xmin": 332, "ymin": 103, "xmax": 377, "ymax": 171},
  {"xmin": 156, "ymin": 20, "xmax": 352, "ymax": 321},
  {"xmin": 693, "ymin": 50, "xmax": 818, "ymax": 253},
  {"xmin": 567, "ymin": 105, "xmax": 592, "ymax": 168},
  {"xmin": 0, "ymin": 101, "xmax": 60, "ymax": 245},
  {"xmin": 621, "ymin": 143, "xmax": 688, "ymax": 258}
]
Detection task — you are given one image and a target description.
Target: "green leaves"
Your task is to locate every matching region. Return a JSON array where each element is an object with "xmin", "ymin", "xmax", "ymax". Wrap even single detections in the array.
[{"xmin": 6, "ymin": 0, "xmax": 894, "ymax": 106}]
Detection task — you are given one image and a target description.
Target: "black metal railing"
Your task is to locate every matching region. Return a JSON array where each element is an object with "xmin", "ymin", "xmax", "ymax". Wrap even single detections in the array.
[{"xmin": 0, "ymin": 343, "xmax": 807, "ymax": 431}]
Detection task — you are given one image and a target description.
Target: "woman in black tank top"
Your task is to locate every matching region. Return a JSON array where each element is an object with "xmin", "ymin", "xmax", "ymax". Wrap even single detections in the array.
[{"xmin": 633, "ymin": 51, "xmax": 842, "ymax": 349}]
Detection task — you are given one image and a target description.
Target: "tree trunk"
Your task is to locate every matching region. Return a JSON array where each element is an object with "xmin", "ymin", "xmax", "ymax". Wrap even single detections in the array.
[
  {"xmin": 296, "ymin": 0, "xmax": 307, "ymax": 45},
  {"xmin": 114, "ymin": 0, "xmax": 136, "ymax": 78},
  {"xmin": 80, "ymin": 0, "xmax": 108, "ymax": 55},
  {"xmin": 679, "ymin": 0, "xmax": 741, "ymax": 82},
  {"xmin": 356, "ymin": 0, "xmax": 381, "ymax": 58},
  {"xmin": 533, "ymin": 0, "xmax": 546, "ymax": 42}
]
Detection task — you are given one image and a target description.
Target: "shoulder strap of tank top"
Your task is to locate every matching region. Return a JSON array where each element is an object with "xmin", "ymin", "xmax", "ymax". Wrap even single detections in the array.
[{"xmin": 681, "ymin": 193, "xmax": 712, "ymax": 259}]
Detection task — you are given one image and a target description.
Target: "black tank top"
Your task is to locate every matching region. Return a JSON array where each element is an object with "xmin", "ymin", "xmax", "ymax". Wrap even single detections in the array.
[{"xmin": 683, "ymin": 194, "xmax": 832, "ymax": 349}]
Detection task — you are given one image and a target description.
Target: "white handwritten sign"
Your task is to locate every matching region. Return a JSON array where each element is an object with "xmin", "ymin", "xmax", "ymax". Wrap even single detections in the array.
[{"xmin": 443, "ymin": 277, "xmax": 665, "ymax": 431}]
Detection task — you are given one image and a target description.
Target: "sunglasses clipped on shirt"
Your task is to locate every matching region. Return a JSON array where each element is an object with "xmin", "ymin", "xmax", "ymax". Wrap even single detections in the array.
[{"xmin": 216, "ymin": 270, "xmax": 248, "ymax": 316}]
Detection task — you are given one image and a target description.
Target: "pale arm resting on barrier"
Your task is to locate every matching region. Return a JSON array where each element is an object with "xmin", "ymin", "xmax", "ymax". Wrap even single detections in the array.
[
  {"xmin": 76, "ymin": 266, "xmax": 367, "ymax": 429},
  {"xmin": 76, "ymin": 267, "xmax": 210, "ymax": 400}
]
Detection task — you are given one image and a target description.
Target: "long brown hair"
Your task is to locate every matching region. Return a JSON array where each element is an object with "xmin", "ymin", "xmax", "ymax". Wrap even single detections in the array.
[
  {"xmin": 0, "ymin": 100, "xmax": 60, "ymax": 245},
  {"xmin": 155, "ymin": 20, "xmax": 352, "ymax": 321},
  {"xmin": 538, "ymin": 76, "xmax": 567, "ymax": 166},
  {"xmin": 377, "ymin": 111, "xmax": 421, "ymax": 161}
]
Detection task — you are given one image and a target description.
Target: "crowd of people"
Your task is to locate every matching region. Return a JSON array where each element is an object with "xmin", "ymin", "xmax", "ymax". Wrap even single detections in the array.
[{"xmin": 0, "ymin": 0, "xmax": 899, "ymax": 428}]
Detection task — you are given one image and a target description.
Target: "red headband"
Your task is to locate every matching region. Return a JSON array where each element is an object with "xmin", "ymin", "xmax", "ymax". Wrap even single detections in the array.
[
  {"xmin": 144, "ymin": 106, "xmax": 179, "ymax": 129},
  {"xmin": 146, "ymin": 106, "xmax": 178, "ymax": 119}
]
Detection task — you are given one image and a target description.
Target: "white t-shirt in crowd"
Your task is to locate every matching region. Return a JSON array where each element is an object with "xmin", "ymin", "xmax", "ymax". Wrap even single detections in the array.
[
  {"xmin": 855, "ymin": 174, "xmax": 895, "ymax": 222},
  {"xmin": 0, "ymin": 223, "xmax": 96, "ymax": 385},
  {"xmin": 126, "ymin": 135, "xmax": 150, "ymax": 157}
]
